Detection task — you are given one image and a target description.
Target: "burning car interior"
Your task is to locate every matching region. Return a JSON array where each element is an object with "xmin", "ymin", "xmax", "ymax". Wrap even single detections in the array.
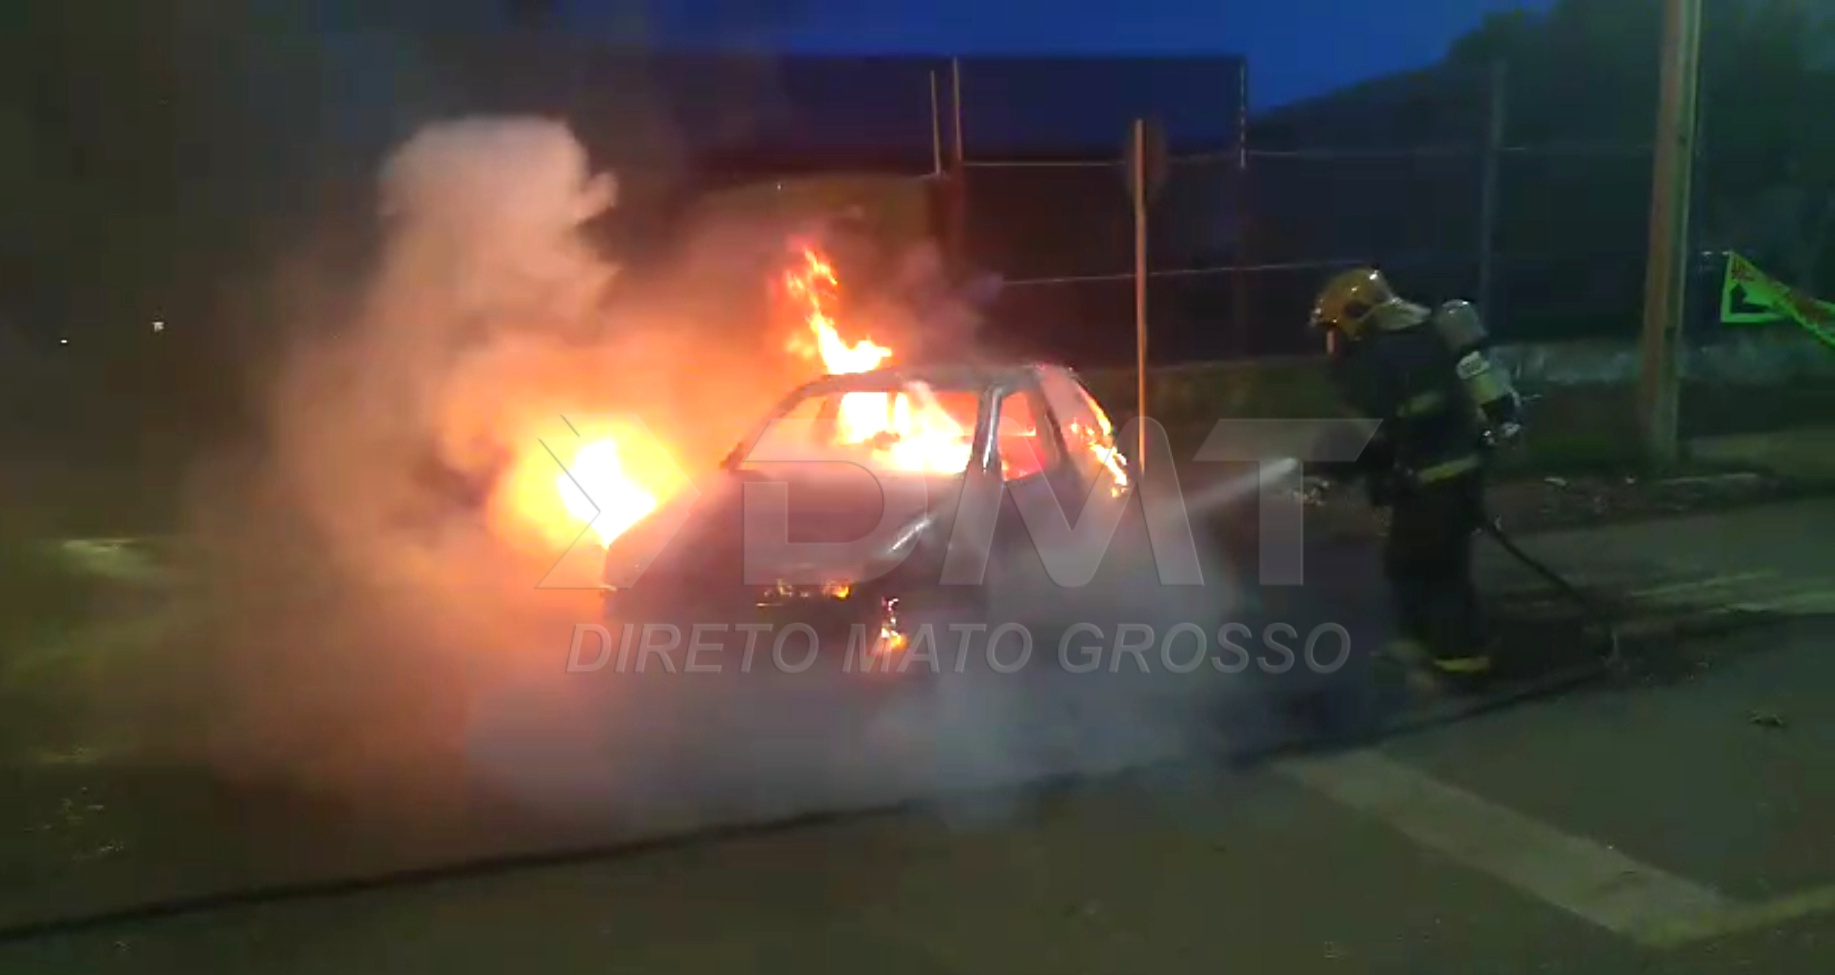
[{"xmin": 737, "ymin": 380, "xmax": 985, "ymax": 476}]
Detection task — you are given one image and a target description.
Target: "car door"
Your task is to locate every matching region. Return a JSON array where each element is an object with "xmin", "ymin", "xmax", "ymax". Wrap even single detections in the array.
[
  {"xmin": 1036, "ymin": 366, "xmax": 1130, "ymax": 506},
  {"xmin": 983, "ymin": 384, "xmax": 1076, "ymax": 625},
  {"xmin": 1032, "ymin": 366, "xmax": 1144, "ymax": 590}
]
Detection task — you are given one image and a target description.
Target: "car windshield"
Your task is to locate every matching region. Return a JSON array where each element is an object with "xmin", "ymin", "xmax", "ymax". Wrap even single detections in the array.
[{"xmin": 739, "ymin": 380, "xmax": 983, "ymax": 475}]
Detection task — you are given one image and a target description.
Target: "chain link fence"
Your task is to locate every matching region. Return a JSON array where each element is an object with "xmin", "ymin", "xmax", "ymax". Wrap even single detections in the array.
[{"xmin": 932, "ymin": 58, "xmax": 1662, "ymax": 368}]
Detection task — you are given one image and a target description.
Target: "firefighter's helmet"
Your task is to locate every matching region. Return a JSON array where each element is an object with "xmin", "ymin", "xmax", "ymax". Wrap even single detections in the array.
[{"xmin": 1310, "ymin": 266, "xmax": 1401, "ymax": 338}]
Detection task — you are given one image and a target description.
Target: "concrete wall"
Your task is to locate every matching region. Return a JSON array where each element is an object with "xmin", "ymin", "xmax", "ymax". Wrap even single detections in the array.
[{"xmin": 1493, "ymin": 330, "xmax": 1835, "ymax": 386}]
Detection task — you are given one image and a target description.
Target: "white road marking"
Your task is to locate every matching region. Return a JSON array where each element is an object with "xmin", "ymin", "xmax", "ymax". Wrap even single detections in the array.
[
  {"xmin": 1277, "ymin": 750, "xmax": 1735, "ymax": 947},
  {"xmin": 1498, "ymin": 567, "xmax": 1835, "ymax": 621},
  {"xmin": 1730, "ymin": 588, "xmax": 1835, "ymax": 614},
  {"xmin": 1625, "ymin": 571, "xmax": 1776, "ymax": 600},
  {"xmin": 1643, "ymin": 883, "xmax": 1835, "ymax": 948}
]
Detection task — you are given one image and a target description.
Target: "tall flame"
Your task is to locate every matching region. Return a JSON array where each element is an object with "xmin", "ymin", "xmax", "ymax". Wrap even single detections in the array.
[
  {"xmin": 781, "ymin": 246, "xmax": 971, "ymax": 473},
  {"xmin": 784, "ymin": 248, "xmax": 891, "ymax": 375},
  {"xmin": 511, "ymin": 241, "xmax": 975, "ymax": 560}
]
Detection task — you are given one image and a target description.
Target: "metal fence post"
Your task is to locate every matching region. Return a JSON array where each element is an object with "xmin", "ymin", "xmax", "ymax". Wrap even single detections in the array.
[
  {"xmin": 947, "ymin": 58, "xmax": 967, "ymax": 269},
  {"xmin": 928, "ymin": 69, "xmax": 943, "ymax": 178},
  {"xmin": 1477, "ymin": 60, "xmax": 1507, "ymax": 319},
  {"xmin": 1131, "ymin": 118, "xmax": 1151, "ymax": 471},
  {"xmin": 1232, "ymin": 60, "xmax": 1252, "ymax": 357}
]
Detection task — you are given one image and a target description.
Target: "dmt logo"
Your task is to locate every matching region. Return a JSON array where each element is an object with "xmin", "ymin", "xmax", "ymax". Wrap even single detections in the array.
[{"xmin": 542, "ymin": 414, "xmax": 1379, "ymax": 591}]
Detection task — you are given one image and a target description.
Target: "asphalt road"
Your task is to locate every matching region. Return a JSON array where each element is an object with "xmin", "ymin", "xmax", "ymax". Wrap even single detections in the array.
[
  {"xmin": 0, "ymin": 609, "xmax": 1829, "ymax": 974},
  {"xmin": 6, "ymin": 499, "xmax": 1835, "ymax": 972}
]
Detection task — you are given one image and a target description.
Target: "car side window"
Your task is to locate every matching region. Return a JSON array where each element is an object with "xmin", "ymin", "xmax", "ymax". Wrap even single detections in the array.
[{"xmin": 995, "ymin": 389, "xmax": 1062, "ymax": 481}]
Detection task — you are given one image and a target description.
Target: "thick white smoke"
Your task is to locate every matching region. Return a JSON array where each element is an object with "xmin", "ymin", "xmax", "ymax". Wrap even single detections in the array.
[
  {"xmin": 146, "ymin": 116, "xmax": 1247, "ymax": 843},
  {"xmin": 148, "ymin": 117, "xmax": 791, "ymax": 811}
]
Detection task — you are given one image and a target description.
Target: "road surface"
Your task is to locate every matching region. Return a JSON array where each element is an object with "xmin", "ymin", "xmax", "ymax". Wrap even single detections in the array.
[
  {"xmin": 2, "ymin": 502, "xmax": 1833, "ymax": 972},
  {"xmin": 0, "ymin": 617, "xmax": 1831, "ymax": 973}
]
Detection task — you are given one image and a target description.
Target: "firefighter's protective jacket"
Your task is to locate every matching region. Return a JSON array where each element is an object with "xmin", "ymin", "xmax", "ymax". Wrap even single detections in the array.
[{"xmin": 1328, "ymin": 309, "xmax": 1489, "ymax": 492}]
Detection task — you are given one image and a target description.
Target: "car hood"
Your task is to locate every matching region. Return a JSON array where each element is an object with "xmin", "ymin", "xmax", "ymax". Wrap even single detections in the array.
[{"xmin": 605, "ymin": 466, "xmax": 964, "ymax": 593}]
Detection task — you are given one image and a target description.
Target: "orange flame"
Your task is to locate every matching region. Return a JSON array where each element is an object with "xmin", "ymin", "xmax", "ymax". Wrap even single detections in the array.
[
  {"xmin": 507, "ymin": 241, "xmax": 975, "ymax": 562},
  {"xmin": 781, "ymin": 246, "xmax": 971, "ymax": 473},
  {"xmin": 555, "ymin": 438, "xmax": 659, "ymax": 547},
  {"xmin": 783, "ymin": 248, "xmax": 891, "ymax": 375},
  {"xmin": 490, "ymin": 414, "xmax": 674, "ymax": 557}
]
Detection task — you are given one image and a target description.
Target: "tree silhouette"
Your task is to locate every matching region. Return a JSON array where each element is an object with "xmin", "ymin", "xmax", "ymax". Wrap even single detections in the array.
[{"xmin": 1451, "ymin": 0, "xmax": 1833, "ymax": 288}]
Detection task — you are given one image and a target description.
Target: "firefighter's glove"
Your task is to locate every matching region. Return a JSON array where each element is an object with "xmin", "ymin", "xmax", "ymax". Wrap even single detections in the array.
[
  {"xmin": 1294, "ymin": 475, "xmax": 1335, "ymax": 507},
  {"xmin": 1480, "ymin": 420, "xmax": 1524, "ymax": 450}
]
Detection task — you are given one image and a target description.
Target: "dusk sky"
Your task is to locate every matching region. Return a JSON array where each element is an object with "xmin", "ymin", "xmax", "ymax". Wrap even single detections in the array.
[{"xmin": 571, "ymin": 0, "xmax": 1555, "ymax": 109}]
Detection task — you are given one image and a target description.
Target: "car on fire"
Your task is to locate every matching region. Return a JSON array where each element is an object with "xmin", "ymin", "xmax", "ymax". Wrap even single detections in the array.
[{"xmin": 599, "ymin": 361, "xmax": 1145, "ymax": 675}]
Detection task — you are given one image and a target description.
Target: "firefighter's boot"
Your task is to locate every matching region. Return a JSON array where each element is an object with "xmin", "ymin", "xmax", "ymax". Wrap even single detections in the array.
[
  {"xmin": 1376, "ymin": 636, "xmax": 1451, "ymax": 701},
  {"xmin": 1381, "ymin": 636, "xmax": 1495, "ymax": 699},
  {"xmin": 1428, "ymin": 648, "xmax": 1494, "ymax": 693},
  {"xmin": 1420, "ymin": 590, "xmax": 1494, "ymax": 693}
]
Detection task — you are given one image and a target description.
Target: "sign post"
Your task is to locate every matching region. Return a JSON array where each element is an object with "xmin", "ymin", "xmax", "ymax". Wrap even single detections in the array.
[{"xmin": 1126, "ymin": 118, "xmax": 1166, "ymax": 473}]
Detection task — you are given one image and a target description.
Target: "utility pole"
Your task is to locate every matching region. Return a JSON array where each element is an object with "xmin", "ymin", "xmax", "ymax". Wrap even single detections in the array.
[
  {"xmin": 1637, "ymin": 0, "xmax": 1704, "ymax": 467},
  {"xmin": 1477, "ymin": 60, "xmax": 1507, "ymax": 318},
  {"xmin": 1126, "ymin": 119, "xmax": 1166, "ymax": 472}
]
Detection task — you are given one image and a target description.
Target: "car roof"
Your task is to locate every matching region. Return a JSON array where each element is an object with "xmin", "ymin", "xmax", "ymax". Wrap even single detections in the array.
[{"xmin": 791, "ymin": 361, "xmax": 1050, "ymax": 397}]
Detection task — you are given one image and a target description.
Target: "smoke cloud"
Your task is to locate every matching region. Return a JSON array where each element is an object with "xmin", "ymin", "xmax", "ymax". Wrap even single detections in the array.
[{"xmin": 131, "ymin": 115, "xmax": 1245, "ymax": 846}]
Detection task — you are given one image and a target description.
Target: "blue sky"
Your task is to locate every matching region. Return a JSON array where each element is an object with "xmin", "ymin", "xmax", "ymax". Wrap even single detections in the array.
[{"xmin": 565, "ymin": 0, "xmax": 1554, "ymax": 108}]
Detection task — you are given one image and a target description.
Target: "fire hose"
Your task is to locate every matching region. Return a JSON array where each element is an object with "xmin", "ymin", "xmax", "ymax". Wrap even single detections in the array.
[
  {"xmin": 1474, "ymin": 402, "xmax": 1625, "ymax": 669},
  {"xmin": 1477, "ymin": 513, "xmax": 1624, "ymax": 668},
  {"xmin": 1258, "ymin": 482, "xmax": 1633, "ymax": 757},
  {"xmin": 1321, "ymin": 512, "xmax": 1633, "ymax": 747},
  {"xmin": 1279, "ymin": 415, "xmax": 1631, "ymax": 743},
  {"xmin": 1355, "ymin": 428, "xmax": 1634, "ymax": 738}
]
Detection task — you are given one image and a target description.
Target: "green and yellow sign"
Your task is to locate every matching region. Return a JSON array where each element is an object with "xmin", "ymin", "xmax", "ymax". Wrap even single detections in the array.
[{"xmin": 1720, "ymin": 252, "xmax": 1835, "ymax": 348}]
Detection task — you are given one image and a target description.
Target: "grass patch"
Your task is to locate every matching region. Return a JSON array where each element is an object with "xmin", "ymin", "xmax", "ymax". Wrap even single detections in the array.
[
  {"xmin": 0, "ymin": 525, "xmax": 189, "ymax": 755},
  {"xmin": 0, "ymin": 534, "xmax": 102, "ymax": 655},
  {"xmin": 0, "ymin": 533, "xmax": 109, "ymax": 757}
]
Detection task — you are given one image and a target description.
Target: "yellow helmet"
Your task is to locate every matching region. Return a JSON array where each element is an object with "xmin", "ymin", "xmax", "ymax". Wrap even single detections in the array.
[{"xmin": 1310, "ymin": 266, "xmax": 1399, "ymax": 338}]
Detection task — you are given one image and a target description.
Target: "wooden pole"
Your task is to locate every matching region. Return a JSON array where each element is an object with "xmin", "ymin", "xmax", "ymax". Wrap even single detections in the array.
[{"xmin": 1637, "ymin": 0, "xmax": 1703, "ymax": 467}]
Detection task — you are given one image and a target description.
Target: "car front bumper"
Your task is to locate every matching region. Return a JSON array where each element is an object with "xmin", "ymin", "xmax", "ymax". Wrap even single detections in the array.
[{"xmin": 602, "ymin": 586, "xmax": 918, "ymax": 680}]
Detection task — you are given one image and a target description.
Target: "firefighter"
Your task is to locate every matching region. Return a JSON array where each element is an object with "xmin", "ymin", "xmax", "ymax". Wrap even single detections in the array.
[{"xmin": 1309, "ymin": 267, "xmax": 1524, "ymax": 690}]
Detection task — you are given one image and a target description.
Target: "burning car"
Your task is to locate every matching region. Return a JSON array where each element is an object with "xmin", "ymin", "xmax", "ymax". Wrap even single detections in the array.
[{"xmin": 599, "ymin": 360, "xmax": 1140, "ymax": 676}]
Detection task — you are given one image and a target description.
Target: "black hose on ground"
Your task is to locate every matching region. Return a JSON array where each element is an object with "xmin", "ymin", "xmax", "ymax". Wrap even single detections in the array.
[{"xmin": 1477, "ymin": 515, "xmax": 1624, "ymax": 667}]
